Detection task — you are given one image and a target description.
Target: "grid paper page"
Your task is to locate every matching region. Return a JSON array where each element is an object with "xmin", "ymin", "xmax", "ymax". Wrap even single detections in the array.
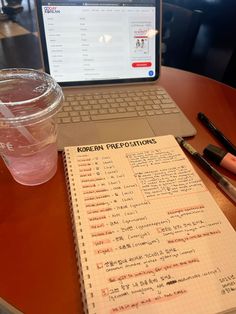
[{"xmin": 64, "ymin": 135, "xmax": 236, "ymax": 314}]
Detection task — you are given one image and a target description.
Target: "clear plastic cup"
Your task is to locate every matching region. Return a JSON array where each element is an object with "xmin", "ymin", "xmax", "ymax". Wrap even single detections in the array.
[{"xmin": 0, "ymin": 68, "xmax": 64, "ymax": 186}]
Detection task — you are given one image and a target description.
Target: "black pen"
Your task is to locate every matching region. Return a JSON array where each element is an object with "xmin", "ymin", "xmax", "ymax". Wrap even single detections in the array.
[
  {"xmin": 176, "ymin": 136, "xmax": 236, "ymax": 203},
  {"xmin": 198, "ymin": 112, "xmax": 236, "ymax": 156}
]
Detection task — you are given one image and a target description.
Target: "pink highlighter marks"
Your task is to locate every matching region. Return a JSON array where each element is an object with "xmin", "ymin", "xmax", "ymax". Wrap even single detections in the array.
[{"xmin": 204, "ymin": 144, "xmax": 236, "ymax": 175}]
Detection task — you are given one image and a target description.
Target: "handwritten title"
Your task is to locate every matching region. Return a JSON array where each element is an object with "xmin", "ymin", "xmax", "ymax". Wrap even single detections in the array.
[{"xmin": 77, "ymin": 139, "xmax": 157, "ymax": 153}]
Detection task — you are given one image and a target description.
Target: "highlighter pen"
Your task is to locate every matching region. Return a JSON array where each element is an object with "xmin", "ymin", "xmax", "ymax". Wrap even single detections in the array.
[
  {"xmin": 176, "ymin": 136, "xmax": 236, "ymax": 204},
  {"xmin": 197, "ymin": 112, "xmax": 236, "ymax": 156},
  {"xmin": 204, "ymin": 144, "xmax": 236, "ymax": 175}
]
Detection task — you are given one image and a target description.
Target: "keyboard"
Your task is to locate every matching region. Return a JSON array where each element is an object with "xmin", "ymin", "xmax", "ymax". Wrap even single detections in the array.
[{"xmin": 56, "ymin": 87, "xmax": 180, "ymax": 124}]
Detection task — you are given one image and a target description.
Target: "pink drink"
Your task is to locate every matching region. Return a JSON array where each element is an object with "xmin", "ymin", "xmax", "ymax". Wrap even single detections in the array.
[
  {"xmin": 0, "ymin": 69, "xmax": 63, "ymax": 186},
  {"xmin": 3, "ymin": 142, "xmax": 58, "ymax": 186}
]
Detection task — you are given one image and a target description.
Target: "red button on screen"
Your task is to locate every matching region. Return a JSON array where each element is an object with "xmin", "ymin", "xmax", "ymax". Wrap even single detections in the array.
[{"xmin": 132, "ymin": 62, "xmax": 152, "ymax": 68}]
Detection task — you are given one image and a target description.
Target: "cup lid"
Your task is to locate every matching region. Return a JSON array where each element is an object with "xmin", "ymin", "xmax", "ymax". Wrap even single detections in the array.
[{"xmin": 0, "ymin": 68, "xmax": 63, "ymax": 125}]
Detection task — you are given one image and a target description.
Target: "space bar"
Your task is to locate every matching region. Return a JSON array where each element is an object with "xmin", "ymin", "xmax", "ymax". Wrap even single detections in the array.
[{"xmin": 91, "ymin": 112, "xmax": 138, "ymax": 120}]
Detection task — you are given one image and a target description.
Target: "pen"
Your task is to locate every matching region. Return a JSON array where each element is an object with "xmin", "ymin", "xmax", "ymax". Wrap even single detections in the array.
[
  {"xmin": 176, "ymin": 136, "xmax": 236, "ymax": 204},
  {"xmin": 197, "ymin": 112, "xmax": 236, "ymax": 156}
]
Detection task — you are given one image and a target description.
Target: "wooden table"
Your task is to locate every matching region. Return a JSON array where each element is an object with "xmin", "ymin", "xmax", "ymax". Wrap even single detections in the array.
[{"xmin": 0, "ymin": 67, "xmax": 235, "ymax": 314}]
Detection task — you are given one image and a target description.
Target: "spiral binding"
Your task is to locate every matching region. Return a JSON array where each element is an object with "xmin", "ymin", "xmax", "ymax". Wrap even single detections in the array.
[{"xmin": 62, "ymin": 149, "xmax": 96, "ymax": 314}]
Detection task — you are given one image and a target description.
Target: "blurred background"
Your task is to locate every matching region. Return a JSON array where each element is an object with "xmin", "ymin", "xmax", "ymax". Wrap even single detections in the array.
[{"xmin": 0, "ymin": 0, "xmax": 236, "ymax": 88}]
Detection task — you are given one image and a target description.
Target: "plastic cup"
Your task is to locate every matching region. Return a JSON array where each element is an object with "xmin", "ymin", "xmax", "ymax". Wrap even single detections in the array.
[{"xmin": 0, "ymin": 68, "xmax": 64, "ymax": 186}]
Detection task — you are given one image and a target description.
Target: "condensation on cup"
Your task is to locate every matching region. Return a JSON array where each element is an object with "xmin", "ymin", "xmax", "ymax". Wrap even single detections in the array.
[{"xmin": 0, "ymin": 68, "xmax": 64, "ymax": 186}]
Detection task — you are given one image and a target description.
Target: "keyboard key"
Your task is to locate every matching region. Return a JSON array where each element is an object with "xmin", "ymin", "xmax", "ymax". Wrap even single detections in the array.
[
  {"xmin": 147, "ymin": 110, "xmax": 155, "ymax": 116},
  {"xmin": 145, "ymin": 100, "xmax": 153, "ymax": 105},
  {"xmin": 74, "ymin": 105, "xmax": 82, "ymax": 111},
  {"xmin": 83, "ymin": 105, "xmax": 92, "ymax": 110},
  {"xmin": 127, "ymin": 107, "xmax": 135, "ymax": 112},
  {"xmin": 80, "ymin": 110, "xmax": 89, "ymax": 116},
  {"xmin": 91, "ymin": 112, "xmax": 138, "ymax": 120},
  {"xmin": 149, "ymin": 92, "xmax": 156, "ymax": 96},
  {"xmin": 150, "ymin": 95, "xmax": 157, "ymax": 100},
  {"xmin": 76, "ymin": 96, "xmax": 83, "ymax": 101},
  {"xmin": 98, "ymin": 99, "xmax": 106, "ymax": 104},
  {"xmin": 58, "ymin": 112, "xmax": 69, "ymax": 118},
  {"xmin": 153, "ymin": 99, "xmax": 161, "ymax": 105},
  {"xmin": 136, "ymin": 105, "xmax": 144, "ymax": 111},
  {"xmin": 64, "ymin": 106, "xmax": 72, "ymax": 112},
  {"xmin": 107, "ymin": 99, "xmax": 115, "ymax": 103},
  {"xmin": 69, "ymin": 111, "xmax": 79, "ymax": 117},
  {"xmin": 163, "ymin": 109, "xmax": 174, "ymax": 114},
  {"xmin": 172, "ymin": 108, "xmax": 180, "ymax": 113},
  {"xmin": 80, "ymin": 100, "xmax": 89, "ymax": 105},
  {"xmin": 117, "ymin": 108, "xmax": 126, "ymax": 113},
  {"xmin": 126, "ymin": 97, "xmax": 132, "ymax": 102},
  {"xmin": 99, "ymin": 109, "xmax": 108, "ymax": 114},
  {"xmin": 94, "ymin": 95, "xmax": 101, "ymax": 100},
  {"xmin": 81, "ymin": 116, "xmax": 91, "ymax": 121},
  {"xmin": 71, "ymin": 101, "xmax": 78, "ymax": 106},
  {"xmin": 62, "ymin": 117, "xmax": 71, "ymax": 123},
  {"xmin": 66, "ymin": 96, "xmax": 75, "ymax": 101},
  {"xmin": 111, "ymin": 94, "xmax": 119, "ymax": 98},
  {"xmin": 111, "ymin": 103, "xmax": 119, "ymax": 108},
  {"xmin": 90, "ymin": 110, "xmax": 98, "ymax": 115},
  {"xmin": 155, "ymin": 110, "xmax": 164, "ymax": 115},
  {"xmin": 116, "ymin": 98, "xmax": 123, "ymax": 103},
  {"xmin": 161, "ymin": 99, "xmax": 173, "ymax": 104},
  {"xmin": 157, "ymin": 90, "xmax": 166, "ymax": 95},
  {"xmin": 84, "ymin": 95, "xmax": 93, "ymax": 100},
  {"xmin": 136, "ymin": 101, "xmax": 144, "ymax": 106},
  {"xmin": 160, "ymin": 103, "xmax": 177, "ymax": 109},
  {"xmin": 108, "ymin": 108, "xmax": 118, "ymax": 114},
  {"xmin": 89, "ymin": 100, "xmax": 96, "ymax": 105},
  {"xmin": 138, "ymin": 111, "xmax": 146, "ymax": 116},
  {"xmin": 72, "ymin": 117, "xmax": 81, "ymax": 122}
]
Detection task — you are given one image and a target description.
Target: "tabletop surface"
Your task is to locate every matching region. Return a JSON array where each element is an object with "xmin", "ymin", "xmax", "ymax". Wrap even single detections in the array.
[{"xmin": 0, "ymin": 66, "xmax": 235, "ymax": 314}]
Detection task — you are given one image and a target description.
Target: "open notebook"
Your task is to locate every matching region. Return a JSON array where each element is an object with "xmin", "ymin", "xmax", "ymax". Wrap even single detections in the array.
[
  {"xmin": 36, "ymin": 0, "xmax": 196, "ymax": 150},
  {"xmin": 63, "ymin": 135, "xmax": 236, "ymax": 314}
]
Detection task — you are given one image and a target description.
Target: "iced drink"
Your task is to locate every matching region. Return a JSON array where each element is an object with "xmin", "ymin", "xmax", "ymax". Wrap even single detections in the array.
[{"xmin": 0, "ymin": 69, "xmax": 63, "ymax": 185}]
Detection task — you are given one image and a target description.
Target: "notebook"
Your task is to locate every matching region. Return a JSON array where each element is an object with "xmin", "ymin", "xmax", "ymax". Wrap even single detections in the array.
[
  {"xmin": 63, "ymin": 135, "xmax": 236, "ymax": 314},
  {"xmin": 0, "ymin": 297, "xmax": 23, "ymax": 314},
  {"xmin": 35, "ymin": 0, "xmax": 196, "ymax": 150}
]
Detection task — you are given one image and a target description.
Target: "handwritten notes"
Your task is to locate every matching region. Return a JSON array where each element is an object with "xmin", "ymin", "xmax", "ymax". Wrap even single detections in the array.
[{"xmin": 63, "ymin": 135, "xmax": 236, "ymax": 314}]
